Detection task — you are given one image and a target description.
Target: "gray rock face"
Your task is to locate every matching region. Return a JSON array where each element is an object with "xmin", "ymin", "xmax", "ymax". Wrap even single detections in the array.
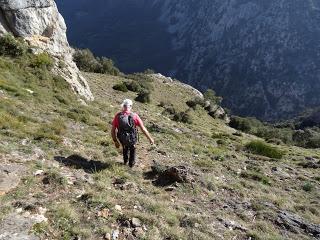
[
  {"xmin": 56, "ymin": 0, "xmax": 320, "ymax": 120},
  {"xmin": 0, "ymin": 0, "xmax": 93, "ymax": 101},
  {"xmin": 154, "ymin": 0, "xmax": 320, "ymax": 120}
]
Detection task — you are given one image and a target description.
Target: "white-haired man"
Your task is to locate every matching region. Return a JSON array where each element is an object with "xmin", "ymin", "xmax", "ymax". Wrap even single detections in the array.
[{"xmin": 111, "ymin": 99, "xmax": 154, "ymax": 167}]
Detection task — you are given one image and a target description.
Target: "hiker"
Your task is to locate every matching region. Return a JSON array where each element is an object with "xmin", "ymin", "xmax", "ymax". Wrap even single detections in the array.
[{"xmin": 111, "ymin": 99, "xmax": 154, "ymax": 167}]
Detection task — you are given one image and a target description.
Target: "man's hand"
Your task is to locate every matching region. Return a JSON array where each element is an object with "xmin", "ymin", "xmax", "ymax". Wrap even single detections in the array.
[
  {"xmin": 114, "ymin": 141, "xmax": 120, "ymax": 148},
  {"xmin": 149, "ymin": 138, "xmax": 155, "ymax": 145}
]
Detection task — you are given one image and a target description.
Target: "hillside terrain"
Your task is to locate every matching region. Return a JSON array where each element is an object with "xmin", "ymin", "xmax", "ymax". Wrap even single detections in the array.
[
  {"xmin": 56, "ymin": 0, "xmax": 320, "ymax": 120},
  {"xmin": 0, "ymin": 52, "xmax": 320, "ymax": 239}
]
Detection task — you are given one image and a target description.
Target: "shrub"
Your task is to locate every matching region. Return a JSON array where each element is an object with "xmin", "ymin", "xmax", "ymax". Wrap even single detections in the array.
[
  {"xmin": 135, "ymin": 89, "xmax": 150, "ymax": 103},
  {"xmin": 306, "ymin": 136, "xmax": 320, "ymax": 148},
  {"xmin": 144, "ymin": 68, "xmax": 155, "ymax": 74},
  {"xmin": 164, "ymin": 105, "xmax": 176, "ymax": 115},
  {"xmin": 293, "ymin": 129, "xmax": 320, "ymax": 148},
  {"xmin": 302, "ymin": 182, "xmax": 313, "ymax": 192},
  {"xmin": 67, "ymin": 107, "xmax": 90, "ymax": 123},
  {"xmin": 125, "ymin": 81, "xmax": 141, "ymax": 92},
  {"xmin": 30, "ymin": 53, "xmax": 54, "ymax": 69},
  {"xmin": 245, "ymin": 140, "xmax": 284, "ymax": 159},
  {"xmin": 98, "ymin": 57, "xmax": 120, "ymax": 75},
  {"xmin": 0, "ymin": 34, "xmax": 27, "ymax": 57},
  {"xmin": 229, "ymin": 116, "xmax": 264, "ymax": 133},
  {"xmin": 73, "ymin": 48, "xmax": 120, "ymax": 75},
  {"xmin": 112, "ymin": 82, "xmax": 128, "ymax": 92},
  {"xmin": 229, "ymin": 116, "xmax": 252, "ymax": 132},
  {"xmin": 256, "ymin": 126, "xmax": 293, "ymax": 144},
  {"xmin": 204, "ymin": 89, "xmax": 222, "ymax": 104},
  {"xmin": 186, "ymin": 97, "xmax": 205, "ymax": 109},
  {"xmin": 126, "ymin": 73, "xmax": 154, "ymax": 91},
  {"xmin": 43, "ymin": 169, "xmax": 68, "ymax": 186},
  {"xmin": 240, "ymin": 171, "xmax": 271, "ymax": 185},
  {"xmin": 173, "ymin": 111, "xmax": 192, "ymax": 124},
  {"xmin": 73, "ymin": 48, "xmax": 99, "ymax": 72}
]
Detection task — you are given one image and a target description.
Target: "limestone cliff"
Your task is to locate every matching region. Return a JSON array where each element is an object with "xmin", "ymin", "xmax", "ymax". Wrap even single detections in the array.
[{"xmin": 0, "ymin": 0, "xmax": 93, "ymax": 101}]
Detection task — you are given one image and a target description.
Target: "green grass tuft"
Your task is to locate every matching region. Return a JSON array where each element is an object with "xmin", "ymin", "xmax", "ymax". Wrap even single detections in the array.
[{"xmin": 245, "ymin": 140, "xmax": 284, "ymax": 159}]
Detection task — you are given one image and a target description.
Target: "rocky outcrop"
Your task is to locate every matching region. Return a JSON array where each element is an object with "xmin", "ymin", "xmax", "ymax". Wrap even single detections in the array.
[
  {"xmin": 0, "ymin": 164, "xmax": 27, "ymax": 196},
  {"xmin": 0, "ymin": 0, "xmax": 93, "ymax": 101},
  {"xmin": 276, "ymin": 210, "xmax": 320, "ymax": 237}
]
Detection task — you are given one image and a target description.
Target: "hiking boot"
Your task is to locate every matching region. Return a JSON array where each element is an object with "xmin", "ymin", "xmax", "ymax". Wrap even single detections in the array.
[{"xmin": 129, "ymin": 161, "xmax": 135, "ymax": 168}]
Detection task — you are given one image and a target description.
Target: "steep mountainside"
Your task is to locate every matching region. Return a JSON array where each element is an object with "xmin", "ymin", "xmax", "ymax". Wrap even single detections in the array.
[
  {"xmin": 0, "ymin": 52, "xmax": 319, "ymax": 239},
  {"xmin": 56, "ymin": 0, "xmax": 320, "ymax": 120}
]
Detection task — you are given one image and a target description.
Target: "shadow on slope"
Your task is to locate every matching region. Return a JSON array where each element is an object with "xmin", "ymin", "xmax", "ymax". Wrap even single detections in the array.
[{"xmin": 54, "ymin": 154, "xmax": 110, "ymax": 173}]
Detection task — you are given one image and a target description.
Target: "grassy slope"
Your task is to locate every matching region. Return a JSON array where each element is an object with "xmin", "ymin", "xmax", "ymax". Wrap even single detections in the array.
[{"xmin": 0, "ymin": 57, "xmax": 319, "ymax": 240}]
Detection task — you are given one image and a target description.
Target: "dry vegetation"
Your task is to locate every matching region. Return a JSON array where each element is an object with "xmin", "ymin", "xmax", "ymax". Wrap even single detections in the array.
[{"xmin": 0, "ymin": 50, "xmax": 319, "ymax": 240}]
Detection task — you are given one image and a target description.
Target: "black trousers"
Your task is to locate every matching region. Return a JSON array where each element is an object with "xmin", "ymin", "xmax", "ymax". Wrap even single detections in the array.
[{"xmin": 122, "ymin": 145, "xmax": 136, "ymax": 167}]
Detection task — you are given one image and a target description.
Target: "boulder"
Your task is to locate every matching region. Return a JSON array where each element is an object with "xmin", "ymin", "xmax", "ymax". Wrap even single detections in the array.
[
  {"xmin": 155, "ymin": 165, "xmax": 196, "ymax": 186},
  {"xmin": 0, "ymin": 0, "xmax": 93, "ymax": 101},
  {"xmin": 0, "ymin": 164, "xmax": 27, "ymax": 196},
  {"xmin": 0, "ymin": 209, "xmax": 48, "ymax": 240}
]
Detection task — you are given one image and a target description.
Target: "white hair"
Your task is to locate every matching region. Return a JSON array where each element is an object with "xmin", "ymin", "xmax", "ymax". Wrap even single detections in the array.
[{"xmin": 121, "ymin": 99, "xmax": 133, "ymax": 109}]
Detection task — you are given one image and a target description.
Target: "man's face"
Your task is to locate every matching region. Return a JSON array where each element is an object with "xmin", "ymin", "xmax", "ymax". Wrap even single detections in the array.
[{"xmin": 123, "ymin": 105, "xmax": 132, "ymax": 111}]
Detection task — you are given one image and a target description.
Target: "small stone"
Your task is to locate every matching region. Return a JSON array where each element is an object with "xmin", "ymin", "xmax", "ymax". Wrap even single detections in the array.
[
  {"xmin": 111, "ymin": 229, "xmax": 119, "ymax": 240},
  {"xmin": 38, "ymin": 207, "xmax": 47, "ymax": 215},
  {"xmin": 104, "ymin": 233, "xmax": 111, "ymax": 240},
  {"xmin": 115, "ymin": 205, "xmax": 122, "ymax": 212},
  {"xmin": 165, "ymin": 186, "xmax": 175, "ymax": 191},
  {"xmin": 16, "ymin": 208, "xmax": 23, "ymax": 213},
  {"xmin": 25, "ymin": 89, "xmax": 34, "ymax": 94},
  {"xmin": 131, "ymin": 217, "xmax": 142, "ymax": 227},
  {"xmin": 33, "ymin": 170, "xmax": 44, "ymax": 176},
  {"xmin": 97, "ymin": 208, "xmax": 110, "ymax": 218}
]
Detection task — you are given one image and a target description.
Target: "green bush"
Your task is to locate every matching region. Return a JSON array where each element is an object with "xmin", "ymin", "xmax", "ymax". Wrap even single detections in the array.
[
  {"xmin": 229, "ymin": 116, "xmax": 253, "ymax": 132},
  {"xmin": 30, "ymin": 53, "xmax": 54, "ymax": 69},
  {"xmin": 173, "ymin": 111, "xmax": 192, "ymax": 124},
  {"xmin": 256, "ymin": 126, "xmax": 293, "ymax": 144},
  {"xmin": 73, "ymin": 48, "xmax": 120, "ymax": 75},
  {"xmin": 240, "ymin": 171, "xmax": 271, "ymax": 185},
  {"xmin": 125, "ymin": 81, "xmax": 141, "ymax": 92},
  {"xmin": 73, "ymin": 48, "xmax": 98, "ymax": 72},
  {"xmin": 302, "ymin": 182, "xmax": 313, "ymax": 192},
  {"xmin": 98, "ymin": 57, "xmax": 120, "ymax": 75},
  {"xmin": 135, "ymin": 89, "xmax": 150, "ymax": 103},
  {"xmin": 186, "ymin": 97, "xmax": 205, "ymax": 109},
  {"xmin": 161, "ymin": 102, "xmax": 176, "ymax": 115},
  {"xmin": 0, "ymin": 34, "xmax": 27, "ymax": 57},
  {"xmin": 204, "ymin": 89, "xmax": 222, "ymax": 104},
  {"xmin": 126, "ymin": 73, "xmax": 154, "ymax": 91},
  {"xmin": 306, "ymin": 137, "xmax": 320, "ymax": 148},
  {"xmin": 229, "ymin": 116, "xmax": 265, "ymax": 133},
  {"xmin": 112, "ymin": 82, "xmax": 128, "ymax": 92},
  {"xmin": 245, "ymin": 140, "xmax": 284, "ymax": 159}
]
